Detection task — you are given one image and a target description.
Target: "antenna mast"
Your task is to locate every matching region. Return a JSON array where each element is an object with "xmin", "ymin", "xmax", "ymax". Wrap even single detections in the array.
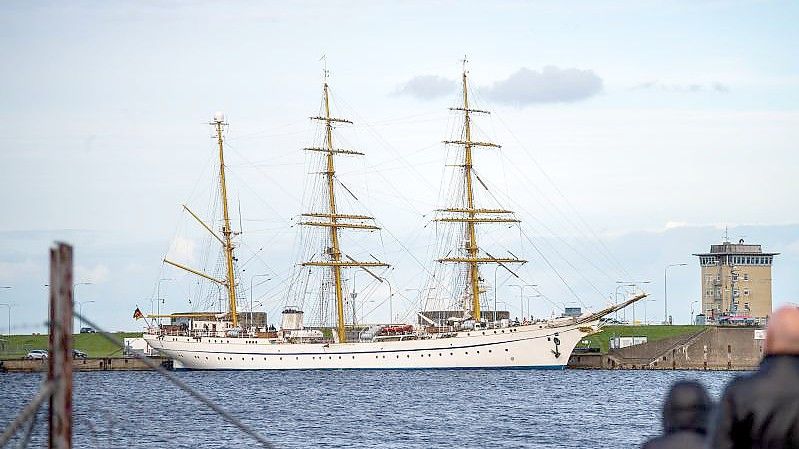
[
  {"xmin": 437, "ymin": 60, "xmax": 526, "ymax": 321},
  {"xmin": 301, "ymin": 71, "xmax": 388, "ymax": 343}
]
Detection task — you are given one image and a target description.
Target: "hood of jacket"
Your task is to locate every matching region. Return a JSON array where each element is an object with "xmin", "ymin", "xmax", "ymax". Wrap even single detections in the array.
[{"xmin": 662, "ymin": 381, "xmax": 712, "ymax": 434}]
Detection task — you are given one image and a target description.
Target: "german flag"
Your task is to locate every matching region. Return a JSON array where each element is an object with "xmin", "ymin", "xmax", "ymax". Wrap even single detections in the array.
[{"xmin": 133, "ymin": 307, "xmax": 144, "ymax": 319}]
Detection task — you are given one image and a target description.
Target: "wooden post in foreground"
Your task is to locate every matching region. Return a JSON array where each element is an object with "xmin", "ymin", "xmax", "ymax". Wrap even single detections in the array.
[{"xmin": 48, "ymin": 243, "xmax": 73, "ymax": 449}]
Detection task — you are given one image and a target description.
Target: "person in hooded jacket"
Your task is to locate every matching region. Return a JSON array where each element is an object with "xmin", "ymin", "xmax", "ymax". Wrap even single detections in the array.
[
  {"xmin": 709, "ymin": 305, "xmax": 799, "ymax": 449},
  {"xmin": 642, "ymin": 380, "xmax": 712, "ymax": 449}
]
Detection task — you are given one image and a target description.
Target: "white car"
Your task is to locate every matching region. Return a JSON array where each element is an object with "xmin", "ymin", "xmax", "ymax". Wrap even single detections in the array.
[{"xmin": 25, "ymin": 349, "xmax": 48, "ymax": 360}]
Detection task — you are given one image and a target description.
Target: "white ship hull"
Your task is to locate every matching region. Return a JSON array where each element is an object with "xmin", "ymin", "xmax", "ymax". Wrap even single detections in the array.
[{"xmin": 143, "ymin": 321, "xmax": 598, "ymax": 370}]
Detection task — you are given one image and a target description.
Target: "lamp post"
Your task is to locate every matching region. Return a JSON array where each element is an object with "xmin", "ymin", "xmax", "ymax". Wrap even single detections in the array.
[
  {"xmin": 249, "ymin": 274, "xmax": 271, "ymax": 330},
  {"xmin": 509, "ymin": 284, "xmax": 537, "ymax": 320},
  {"xmin": 148, "ymin": 298, "xmax": 158, "ymax": 330},
  {"xmin": 76, "ymin": 300, "xmax": 95, "ymax": 331},
  {"xmin": 493, "ymin": 265, "xmax": 501, "ymax": 325},
  {"xmin": 642, "ymin": 299, "xmax": 655, "ymax": 325},
  {"xmin": 0, "ymin": 286, "xmax": 10, "ymax": 335},
  {"xmin": 615, "ymin": 283, "xmax": 634, "ymax": 322},
  {"xmin": 616, "ymin": 281, "xmax": 650, "ymax": 324},
  {"xmin": 73, "ymin": 282, "xmax": 92, "ymax": 331},
  {"xmin": 690, "ymin": 300, "xmax": 699, "ymax": 325},
  {"xmin": 156, "ymin": 278, "xmax": 173, "ymax": 326},
  {"xmin": 0, "ymin": 303, "xmax": 12, "ymax": 336},
  {"xmin": 380, "ymin": 277, "xmax": 394, "ymax": 324},
  {"xmin": 664, "ymin": 263, "xmax": 687, "ymax": 325},
  {"xmin": 526, "ymin": 294, "xmax": 542, "ymax": 321}
]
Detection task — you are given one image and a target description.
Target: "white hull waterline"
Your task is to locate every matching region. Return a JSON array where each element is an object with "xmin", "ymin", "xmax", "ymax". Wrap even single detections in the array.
[{"xmin": 144, "ymin": 320, "xmax": 596, "ymax": 370}]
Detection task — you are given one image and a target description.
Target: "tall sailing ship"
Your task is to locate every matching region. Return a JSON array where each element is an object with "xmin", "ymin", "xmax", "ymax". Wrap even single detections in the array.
[{"xmin": 141, "ymin": 66, "xmax": 646, "ymax": 370}]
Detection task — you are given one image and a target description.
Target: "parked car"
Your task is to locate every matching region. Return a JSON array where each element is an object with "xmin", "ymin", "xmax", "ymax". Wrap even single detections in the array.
[
  {"xmin": 73, "ymin": 349, "xmax": 88, "ymax": 359},
  {"xmin": 79, "ymin": 327, "xmax": 96, "ymax": 334},
  {"xmin": 25, "ymin": 349, "xmax": 48, "ymax": 360}
]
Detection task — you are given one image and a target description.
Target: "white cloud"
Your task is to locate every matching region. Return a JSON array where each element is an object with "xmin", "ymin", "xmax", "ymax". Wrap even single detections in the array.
[
  {"xmin": 664, "ymin": 221, "xmax": 689, "ymax": 230},
  {"xmin": 0, "ymin": 259, "xmax": 41, "ymax": 283},
  {"xmin": 632, "ymin": 81, "xmax": 731, "ymax": 93},
  {"xmin": 394, "ymin": 75, "xmax": 456, "ymax": 100},
  {"xmin": 166, "ymin": 236, "xmax": 195, "ymax": 264},
  {"xmin": 482, "ymin": 66, "xmax": 603, "ymax": 106},
  {"xmin": 76, "ymin": 264, "xmax": 110, "ymax": 283}
]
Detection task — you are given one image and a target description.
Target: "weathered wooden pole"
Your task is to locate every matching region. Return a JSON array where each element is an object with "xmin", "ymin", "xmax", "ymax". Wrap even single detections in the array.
[{"xmin": 48, "ymin": 243, "xmax": 72, "ymax": 449}]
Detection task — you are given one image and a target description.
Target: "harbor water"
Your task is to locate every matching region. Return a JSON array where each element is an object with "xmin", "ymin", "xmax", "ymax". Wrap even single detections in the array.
[{"xmin": 1, "ymin": 369, "xmax": 738, "ymax": 448}]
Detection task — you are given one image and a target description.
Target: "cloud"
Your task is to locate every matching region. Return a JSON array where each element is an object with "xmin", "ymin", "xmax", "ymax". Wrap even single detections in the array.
[
  {"xmin": 166, "ymin": 236, "xmax": 195, "ymax": 264},
  {"xmin": 632, "ymin": 81, "xmax": 731, "ymax": 93},
  {"xmin": 0, "ymin": 259, "xmax": 41, "ymax": 283},
  {"xmin": 76, "ymin": 264, "xmax": 110, "ymax": 283},
  {"xmin": 664, "ymin": 221, "xmax": 689, "ymax": 230},
  {"xmin": 482, "ymin": 66, "xmax": 603, "ymax": 106},
  {"xmin": 394, "ymin": 75, "xmax": 456, "ymax": 100}
]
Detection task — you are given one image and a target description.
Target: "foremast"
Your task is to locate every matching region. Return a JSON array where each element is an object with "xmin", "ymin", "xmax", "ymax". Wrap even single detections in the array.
[
  {"xmin": 163, "ymin": 113, "xmax": 239, "ymax": 328},
  {"xmin": 437, "ymin": 63, "xmax": 526, "ymax": 321},
  {"xmin": 301, "ymin": 72, "xmax": 388, "ymax": 343}
]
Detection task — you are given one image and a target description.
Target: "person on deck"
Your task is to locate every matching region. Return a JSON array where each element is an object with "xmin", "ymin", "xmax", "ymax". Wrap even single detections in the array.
[
  {"xmin": 709, "ymin": 305, "xmax": 799, "ymax": 449},
  {"xmin": 642, "ymin": 380, "xmax": 711, "ymax": 449}
]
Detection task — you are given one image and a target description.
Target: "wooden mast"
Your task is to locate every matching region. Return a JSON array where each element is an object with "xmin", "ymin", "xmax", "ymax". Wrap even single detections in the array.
[
  {"xmin": 438, "ymin": 60, "xmax": 526, "ymax": 321},
  {"xmin": 301, "ymin": 70, "xmax": 388, "ymax": 343}
]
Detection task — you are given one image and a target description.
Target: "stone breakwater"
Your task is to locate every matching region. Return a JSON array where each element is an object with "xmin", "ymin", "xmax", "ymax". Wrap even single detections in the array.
[
  {"xmin": 568, "ymin": 327, "xmax": 763, "ymax": 370},
  {"xmin": 0, "ymin": 357, "xmax": 170, "ymax": 373}
]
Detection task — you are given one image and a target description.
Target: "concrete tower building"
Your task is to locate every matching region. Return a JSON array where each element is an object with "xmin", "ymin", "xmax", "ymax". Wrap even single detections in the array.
[{"xmin": 694, "ymin": 238, "xmax": 777, "ymax": 324}]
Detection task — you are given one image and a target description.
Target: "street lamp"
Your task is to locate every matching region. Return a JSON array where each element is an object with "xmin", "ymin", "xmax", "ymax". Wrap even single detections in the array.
[
  {"xmin": 379, "ymin": 277, "xmax": 394, "ymax": 324},
  {"xmin": 76, "ymin": 300, "xmax": 96, "ymax": 331},
  {"xmin": 642, "ymin": 298, "xmax": 656, "ymax": 325},
  {"xmin": 493, "ymin": 266, "xmax": 501, "ymax": 325},
  {"xmin": 249, "ymin": 274, "xmax": 271, "ymax": 330},
  {"xmin": 664, "ymin": 263, "xmax": 687, "ymax": 325},
  {"xmin": 509, "ymin": 284, "xmax": 537, "ymax": 319},
  {"xmin": 0, "ymin": 303, "xmax": 13, "ymax": 336},
  {"xmin": 690, "ymin": 300, "xmax": 699, "ymax": 325},
  {"xmin": 156, "ymin": 278, "xmax": 173, "ymax": 326},
  {"xmin": 0, "ymin": 286, "xmax": 10, "ymax": 336},
  {"xmin": 616, "ymin": 281, "xmax": 651, "ymax": 324},
  {"xmin": 615, "ymin": 283, "xmax": 634, "ymax": 322},
  {"xmin": 73, "ymin": 282, "xmax": 92, "ymax": 331},
  {"xmin": 526, "ymin": 294, "xmax": 542, "ymax": 321}
]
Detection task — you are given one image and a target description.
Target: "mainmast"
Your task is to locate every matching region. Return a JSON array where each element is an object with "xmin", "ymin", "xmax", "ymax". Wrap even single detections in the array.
[
  {"xmin": 437, "ymin": 62, "xmax": 526, "ymax": 321},
  {"xmin": 164, "ymin": 112, "xmax": 240, "ymax": 328},
  {"xmin": 301, "ymin": 72, "xmax": 388, "ymax": 343}
]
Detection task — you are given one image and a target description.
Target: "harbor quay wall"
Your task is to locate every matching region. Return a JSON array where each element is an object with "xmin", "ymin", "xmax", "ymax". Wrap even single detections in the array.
[
  {"xmin": 0, "ymin": 356, "xmax": 169, "ymax": 373},
  {"xmin": 568, "ymin": 327, "xmax": 764, "ymax": 370}
]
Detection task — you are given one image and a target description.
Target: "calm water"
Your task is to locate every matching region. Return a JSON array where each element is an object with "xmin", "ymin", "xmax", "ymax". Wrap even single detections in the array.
[{"xmin": 1, "ymin": 369, "xmax": 739, "ymax": 448}]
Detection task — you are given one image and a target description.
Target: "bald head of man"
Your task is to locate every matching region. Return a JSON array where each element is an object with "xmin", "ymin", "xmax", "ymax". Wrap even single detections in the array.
[{"xmin": 764, "ymin": 305, "xmax": 799, "ymax": 355}]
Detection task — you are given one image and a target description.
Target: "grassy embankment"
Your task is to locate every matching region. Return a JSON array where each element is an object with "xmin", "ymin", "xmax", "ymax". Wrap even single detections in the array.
[
  {"xmin": 584, "ymin": 325, "xmax": 707, "ymax": 353},
  {"xmin": 0, "ymin": 332, "xmax": 142, "ymax": 359}
]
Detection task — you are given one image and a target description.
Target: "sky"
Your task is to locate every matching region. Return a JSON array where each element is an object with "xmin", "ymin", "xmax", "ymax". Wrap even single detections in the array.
[{"xmin": 0, "ymin": 0, "xmax": 797, "ymax": 333}]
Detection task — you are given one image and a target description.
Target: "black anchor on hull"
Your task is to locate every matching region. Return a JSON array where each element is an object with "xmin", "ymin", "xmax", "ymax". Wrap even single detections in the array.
[{"xmin": 551, "ymin": 336, "xmax": 561, "ymax": 358}]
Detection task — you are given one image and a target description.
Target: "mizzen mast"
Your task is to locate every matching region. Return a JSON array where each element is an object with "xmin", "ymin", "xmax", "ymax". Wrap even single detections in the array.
[
  {"xmin": 213, "ymin": 114, "xmax": 240, "ymax": 328},
  {"xmin": 301, "ymin": 71, "xmax": 388, "ymax": 343},
  {"xmin": 437, "ymin": 61, "xmax": 526, "ymax": 321}
]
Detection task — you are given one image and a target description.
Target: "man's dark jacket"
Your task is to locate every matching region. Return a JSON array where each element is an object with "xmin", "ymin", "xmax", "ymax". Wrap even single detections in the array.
[
  {"xmin": 642, "ymin": 381, "xmax": 711, "ymax": 449},
  {"xmin": 710, "ymin": 355, "xmax": 799, "ymax": 449}
]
